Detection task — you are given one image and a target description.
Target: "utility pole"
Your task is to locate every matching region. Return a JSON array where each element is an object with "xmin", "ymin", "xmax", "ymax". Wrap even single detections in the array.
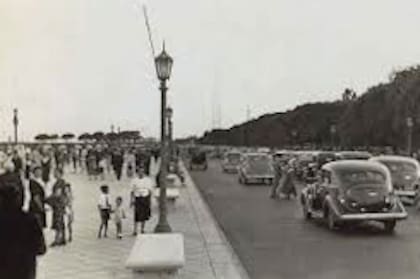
[
  {"xmin": 13, "ymin": 108, "xmax": 18, "ymax": 144},
  {"xmin": 407, "ymin": 117, "xmax": 414, "ymax": 156},
  {"xmin": 244, "ymin": 106, "xmax": 251, "ymax": 147}
]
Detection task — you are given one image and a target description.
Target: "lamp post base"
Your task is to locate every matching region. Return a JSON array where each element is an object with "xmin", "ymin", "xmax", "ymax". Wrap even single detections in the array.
[{"xmin": 154, "ymin": 222, "xmax": 172, "ymax": 233}]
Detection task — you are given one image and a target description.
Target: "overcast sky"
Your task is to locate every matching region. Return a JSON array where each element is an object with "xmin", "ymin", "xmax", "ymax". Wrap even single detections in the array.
[{"xmin": 1, "ymin": 0, "xmax": 420, "ymax": 140}]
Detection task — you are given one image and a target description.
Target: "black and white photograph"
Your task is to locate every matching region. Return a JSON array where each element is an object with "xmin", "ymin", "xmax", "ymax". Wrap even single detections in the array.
[{"xmin": 2, "ymin": 0, "xmax": 420, "ymax": 278}]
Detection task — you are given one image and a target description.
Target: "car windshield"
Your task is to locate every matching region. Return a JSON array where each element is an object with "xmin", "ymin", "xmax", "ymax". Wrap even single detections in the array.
[
  {"xmin": 340, "ymin": 153, "xmax": 371, "ymax": 160},
  {"xmin": 247, "ymin": 154, "xmax": 269, "ymax": 164},
  {"xmin": 227, "ymin": 153, "xmax": 241, "ymax": 163},
  {"xmin": 337, "ymin": 169, "xmax": 387, "ymax": 188},
  {"xmin": 380, "ymin": 161, "xmax": 417, "ymax": 175}
]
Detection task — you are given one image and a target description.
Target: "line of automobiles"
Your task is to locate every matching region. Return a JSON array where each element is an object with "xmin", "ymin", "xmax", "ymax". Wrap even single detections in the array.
[
  {"xmin": 221, "ymin": 150, "xmax": 275, "ymax": 185},
  {"xmin": 217, "ymin": 148, "xmax": 420, "ymax": 233},
  {"xmin": 185, "ymin": 144, "xmax": 420, "ymax": 232}
]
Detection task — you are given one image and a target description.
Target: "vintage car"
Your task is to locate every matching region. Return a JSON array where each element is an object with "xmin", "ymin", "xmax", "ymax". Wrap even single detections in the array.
[
  {"xmin": 221, "ymin": 151, "xmax": 242, "ymax": 173},
  {"xmin": 238, "ymin": 153, "xmax": 275, "ymax": 185},
  {"xmin": 300, "ymin": 160, "xmax": 407, "ymax": 232},
  {"xmin": 370, "ymin": 156, "xmax": 420, "ymax": 203},
  {"xmin": 335, "ymin": 151, "xmax": 372, "ymax": 160},
  {"xmin": 189, "ymin": 151, "xmax": 208, "ymax": 171},
  {"xmin": 313, "ymin": 151, "xmax": 337, "ymax": 167}
]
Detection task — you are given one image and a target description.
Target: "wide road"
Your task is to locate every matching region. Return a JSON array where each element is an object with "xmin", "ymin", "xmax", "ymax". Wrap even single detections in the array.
[{"xmin": 190, "ymin": 159, "xmax": 420, "ymax": 279}]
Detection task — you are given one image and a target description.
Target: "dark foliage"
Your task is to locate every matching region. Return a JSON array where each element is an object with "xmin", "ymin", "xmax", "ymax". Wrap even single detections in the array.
[{"xmin": 200, "ymin": 66, "xmax": 420, "ymax": 150}]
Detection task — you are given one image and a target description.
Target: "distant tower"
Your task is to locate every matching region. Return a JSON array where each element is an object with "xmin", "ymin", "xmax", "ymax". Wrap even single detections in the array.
[{"xmin": 13, "ymin": 108, "xmax": 18, "ymax": 144}]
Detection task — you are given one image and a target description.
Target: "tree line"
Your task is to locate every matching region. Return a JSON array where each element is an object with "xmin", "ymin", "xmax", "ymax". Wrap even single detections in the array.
[
  {"xmin": 200, "ymin": 65, "xmax": 420, "ymax": 152},
  {"xmin": 34, "ymin": 130, "xmax": 141, "ymax": 142}
]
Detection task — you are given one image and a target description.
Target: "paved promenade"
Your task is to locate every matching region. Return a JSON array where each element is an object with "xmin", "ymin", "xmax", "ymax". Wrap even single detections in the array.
[{"xmin": 37, "ymin": 163, "xmax": 247, "ymax": 279}]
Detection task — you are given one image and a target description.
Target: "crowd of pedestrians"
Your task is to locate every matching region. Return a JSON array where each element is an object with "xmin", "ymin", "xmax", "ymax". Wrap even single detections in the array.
[{"xmin": 0, "ymin": 142, "xmax": 164, "ymax": 279}]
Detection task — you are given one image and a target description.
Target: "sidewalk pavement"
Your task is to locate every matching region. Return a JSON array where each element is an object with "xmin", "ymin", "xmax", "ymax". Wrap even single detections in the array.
[{"xmin": 37, "ymin": 164, "xmax": 248, "ymax": 279}]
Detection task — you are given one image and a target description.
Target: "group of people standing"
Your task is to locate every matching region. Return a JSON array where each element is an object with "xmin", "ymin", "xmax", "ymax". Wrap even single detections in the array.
[
  {"xmin": 0, "ymin": 144, "xmax": 74, "ymax": 278},
  {"xmin": 95, "ymin": 146, "xmax": 161, "ymax": 239},
  {"xmin": 0, "ymin": 142, "xmax": 164, "ymax": 278}
]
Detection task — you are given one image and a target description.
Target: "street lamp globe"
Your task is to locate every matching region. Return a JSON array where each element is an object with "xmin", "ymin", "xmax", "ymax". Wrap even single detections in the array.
[
  {"xmin": 155, "ymin": 43, "xmax": 173, "ymax": 81},
  {"xmin": 407, "ymin": 117, "xmax": 414, "ymax": 128}
]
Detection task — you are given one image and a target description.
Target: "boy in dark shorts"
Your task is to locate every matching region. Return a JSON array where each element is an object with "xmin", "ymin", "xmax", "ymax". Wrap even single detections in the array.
[{"xmin": 97, "ymin": 185, "xmax": 111, "ymax": 238}]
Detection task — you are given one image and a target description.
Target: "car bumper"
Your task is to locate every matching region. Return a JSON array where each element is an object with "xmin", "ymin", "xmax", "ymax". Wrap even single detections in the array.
[
  {"xmin": 223, "ymin": 166, "xmax": 238, "ymax": 173},
  {"xmin": 395, "ymin": 190, "xmax": 417, "ymax": 198},
  {"xmin": 330, "ymin": 200, "xmax": 408, "ymax": 221},
  {"xmin": 243, "ymin": 175, "xmax": 274, "ymax": 183},
  {"xmin": 337, "ymin": 211, "xmax": 408, "ymax": 221}
]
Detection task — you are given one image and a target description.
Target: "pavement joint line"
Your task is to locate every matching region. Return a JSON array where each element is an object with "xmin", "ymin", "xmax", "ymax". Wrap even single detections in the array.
[{"xmin": 180, "ymin": 161, "xmax": 250, "ymax": 279}]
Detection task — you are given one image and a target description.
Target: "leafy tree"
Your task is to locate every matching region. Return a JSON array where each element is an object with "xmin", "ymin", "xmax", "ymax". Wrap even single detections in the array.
[
  {"xmin": 62, "ymin": 133, "xmax": 75, "ymax": 140},
  {"xmin": 199, "ymin": 65, "xmax": 420, "ymax": 151},
  {"xmin": 92, "ymin": 131, "xmax": 105, "ymax": 141},
  {"xmin": 34, "ymin": 134, "xmax": 50, "ymax": 141},
  {"xmin": 105, "ymin": 132, "xmax": 118, "ymax": 142},
  {"xmin": 78, "ymin": 133, "xmax": 92, "ymax": 141}
]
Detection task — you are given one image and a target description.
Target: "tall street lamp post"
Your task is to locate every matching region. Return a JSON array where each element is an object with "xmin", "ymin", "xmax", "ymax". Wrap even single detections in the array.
[
  {"xmin": 407, "ymin": 117, "xmax": 413, "ymax": 156},
  {"xmin": 13, "ymin": 108, "xmax": 18, "ymax": 144},
  {"xmin": 166, "ymin": 107, "xmax": 173, "ymax": 160},
  {"xmin": 154, "ymin": 43, "xmax": 173, "ymax": 233}
]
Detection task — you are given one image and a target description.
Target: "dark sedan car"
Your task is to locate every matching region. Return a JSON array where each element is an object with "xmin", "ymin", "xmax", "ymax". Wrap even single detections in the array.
[
  {"xmin": 300, "ymin": 160, "xmax": 407, "ymax": 232},
  {"xmin": 189, "ymin": 151, "xmax": 208, "ymax": 171}
]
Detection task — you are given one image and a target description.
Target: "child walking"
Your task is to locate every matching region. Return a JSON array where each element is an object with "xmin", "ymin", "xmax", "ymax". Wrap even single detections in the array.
[
  {"xmin": 97, "ymin": 185, "xmax": 111, "ymax": 238},
  {"xmin": 114, "ymin": 196, "xmax": 126, "ymax": 239}
]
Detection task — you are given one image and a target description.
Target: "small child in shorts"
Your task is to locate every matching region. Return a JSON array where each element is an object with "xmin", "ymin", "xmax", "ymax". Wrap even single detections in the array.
[
  {"xmin": 114, "ymin": 196, "xmax": 126, "ymax": 239},
  {"xmin": 97, "ymin": 185, "xmax": 111, "ymax": 238}
]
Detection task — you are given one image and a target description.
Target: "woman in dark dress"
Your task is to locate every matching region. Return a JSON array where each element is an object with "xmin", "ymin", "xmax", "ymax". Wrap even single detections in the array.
[
  {"xmin": 0, "ymin": 184, "xmax": 46, "ymax": 279},
  {"xmin": 130, "ymin": 169, "xmax": 152, "ymax": 235},
  {"xmin": 46, "ymin": 168, "xmax": 67, "ymax": 246},
  {"xmin": 29, "ymin": 167, "xmax": 46, "ymax": 229},
  {"xmin": 41, "ymin": 153, "xmax": 51, "ymax": 185}
]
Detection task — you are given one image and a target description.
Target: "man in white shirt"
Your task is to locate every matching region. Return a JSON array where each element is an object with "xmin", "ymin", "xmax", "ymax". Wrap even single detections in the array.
[{"xmin": 130, "ymin": 169, "xmax": 153, "ymax": 234}]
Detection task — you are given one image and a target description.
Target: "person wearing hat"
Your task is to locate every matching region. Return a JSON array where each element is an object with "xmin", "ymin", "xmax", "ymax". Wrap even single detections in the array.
[
  {"xmin": 0, "ymin": 159, "xmax": 25, "ymax": 210},
  {"xmin": 270, "ymin": 157, "xmax": 284, "ymax": 199},
  {"xmin": 29, "ymin": 166, "xmax": 46, "ymax": 229},
  {"xmin": 0, "ymin": 184, "xmax": 46, "ymax": 279},
  {"xmin": 280, "ymin": 162, "xmax": 297, "ymax": 200}
]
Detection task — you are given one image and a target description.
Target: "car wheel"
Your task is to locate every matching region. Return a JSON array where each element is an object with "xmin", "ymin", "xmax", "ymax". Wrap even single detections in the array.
[
  {"xmin": 326, "ymin": 208, "xmax": 336, "ymax": 230},
  {"xmin": 384, "ymin": 220, "xmax": 396, "ymax": 233}
]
